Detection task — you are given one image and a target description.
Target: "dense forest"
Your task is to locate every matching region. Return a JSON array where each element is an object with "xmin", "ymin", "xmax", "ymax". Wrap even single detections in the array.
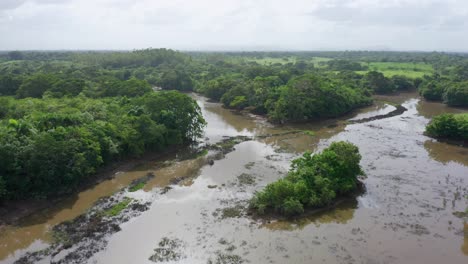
[{"xmin": 1, "ymin": 49, "xmax": 468, "ymax": 202}]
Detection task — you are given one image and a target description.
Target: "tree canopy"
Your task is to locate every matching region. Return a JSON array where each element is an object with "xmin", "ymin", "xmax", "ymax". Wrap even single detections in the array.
[{"xmin": 250, "ymin": 141, "xmax": 364, "ymax": 217}]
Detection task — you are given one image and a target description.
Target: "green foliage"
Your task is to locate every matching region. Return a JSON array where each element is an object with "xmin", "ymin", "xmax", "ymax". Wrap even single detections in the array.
[
  {"xmin": 16, "ymin": 73, "xmax": 59, "ymax": 98},
  {"xmin": 250, "ymin": 141, "xmax": 363, "ymax": 217},
  {"xmin": 129, "ymin": 182, "xmax": 145, "ymax": 192},
  {"xmin": 48, "ymin": 78, "xmax": 86, "ymax": 97},
  {"xmin": 453, "ymin": 63, "xmax": 468, "ymax": 81},
  {"xmin": 391, "ymin": 75, "xmax": 415, "ymax": 91},
  {"xmin": 229, "ymin": 96, "xmax": 248, "ymax": 109},
  {"xmin": 0, "ymin": 92, "xmax": 205, "ymax": 201},
  {"xmin": 267, "ymin": 74, "xmax": 372, "ymax": 122},
  {"xmin": 0, "ymin": 75, "xmax": 23, "ymax": 95},
  {"xmin": 200, "ymin": 76, "xmax": 238, "ymax": 101},
  {"xmin": 443, "ymin": 82, "xmax": 468, "ymax": 107},
  {"xmin": 426, "ymin": 113, "xmax": 468, "ymax": 140},
  {"xmin": 327, "ymin": 60, "xmax": 367, "ymax": 71},
  {"xmin": 157, "ymin": 69, "xmax": 193, "ymax": 91},
  {"xmin": 419, "ymin": 80, "xmax": 445, "ymax": 101},
  {"xmin": 99, "ymin": 77, "xmax": 152, "ymax": 97},
  {"xmin": 104, "ymin": 197, "xmax": 132, "ymax": 217},
  {"xmin": 361, "ymin": 71, "xmax": 395, "ymax": 94},
  {"xmin": 419, "ymin": 77, "xmax": 468, "ymax": 106}
]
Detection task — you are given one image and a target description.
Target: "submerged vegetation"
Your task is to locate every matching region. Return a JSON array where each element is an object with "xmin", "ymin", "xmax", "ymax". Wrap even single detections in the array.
[
  {"xmin": 104, "ymin": 197, "xmax": 133, "ymax": 217},
  {"xmin": 250, "ymin": 141, "xmax": 364, "ymax": 217}
]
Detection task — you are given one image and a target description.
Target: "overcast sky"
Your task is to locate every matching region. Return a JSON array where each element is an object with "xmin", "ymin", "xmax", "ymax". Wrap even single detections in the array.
[{"xmin": 0, "ymin": 0, "xmax": 467, "ymax": 51}]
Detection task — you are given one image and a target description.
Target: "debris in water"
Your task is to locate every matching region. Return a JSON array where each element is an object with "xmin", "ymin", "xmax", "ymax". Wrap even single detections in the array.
[{"xmin": 148, "ymin": 237, "xmax": 185, "ymax": 262}]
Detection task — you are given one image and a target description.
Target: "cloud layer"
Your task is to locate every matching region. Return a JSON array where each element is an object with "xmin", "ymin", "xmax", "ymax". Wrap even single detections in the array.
[{"xmin": 1, "ymin": 0, "xmax": 467, "ymax": 51}]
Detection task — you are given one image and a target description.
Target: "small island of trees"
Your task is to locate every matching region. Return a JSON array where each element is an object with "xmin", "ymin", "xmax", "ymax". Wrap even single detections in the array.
[
  {"xmin": 250, "ymin": 141, "xmax": 364, "ymax": 217},
  {"xmin": 425, "ymin": 113, "xmax": 468, "ymax": 142}
]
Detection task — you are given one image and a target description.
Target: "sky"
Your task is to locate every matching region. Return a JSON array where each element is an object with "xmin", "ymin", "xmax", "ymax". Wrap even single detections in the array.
[{"xmin": 0, "ymin": 0, "xmax": 467, "ymax": 51}]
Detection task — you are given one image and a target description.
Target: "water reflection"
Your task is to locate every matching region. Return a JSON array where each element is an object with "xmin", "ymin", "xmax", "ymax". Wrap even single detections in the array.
[
  {"xmin": 0, "ymin": 156, "xmax": 176, "ymax": 261},
  {"xmin": 263, "ymin": 199, "xmax": 358, "ymax": 231},
  {"xmin": 417, "ymin": 100, "xmax": 468, "ymax": 118},
  {"xmin": 424, "ymin": 140, "xmax": 468, "ymax": 166}
]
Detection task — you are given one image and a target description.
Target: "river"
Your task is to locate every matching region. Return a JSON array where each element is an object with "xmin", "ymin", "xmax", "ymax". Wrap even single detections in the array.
[{"xmin": 1, "ymin": 93, "xmax": 467, "ymax": 264}]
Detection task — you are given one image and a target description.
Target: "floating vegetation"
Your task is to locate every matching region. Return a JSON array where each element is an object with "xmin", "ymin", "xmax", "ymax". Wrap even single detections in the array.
[
  {"xmin": 149, "ymin": 237, "xmax": 185, "ymax": 262},
  {"xmin": 207, "ymin": 251, "xmax": 245, "ymax": 264},
  {"xmin": 128, "ymin": 172, "xmax": 155, "ymax": 192},
  {"xmin": 104, "ymin": 197, "xmax": 132, "ymax": 217},
  {"xmin": 196, "ymin": 149, "xmax": 209, "ymax": 157},
  {"xmin": 237, "ymin": 173, "xmax": 255, "ymax": 186},
  {"xmin": 129, "ymin": 182, "xmax": 145, "ymax": 192},
  {"xmin": 221, "ymin": 205, "xmax": 244, "ymax": 219},
  {"xmin": 244, "ymin": 162, "xmax": 255, "ymax": 169}
]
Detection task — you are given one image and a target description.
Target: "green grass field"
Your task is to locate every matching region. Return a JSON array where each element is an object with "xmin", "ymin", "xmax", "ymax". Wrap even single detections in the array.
[
  {"xmin": 244, "ymin": 56, "xmax": 332, "ymax": 66},
  {"xmin": 230, "ymin": 56, "xmax": 433, "ymax": 78},
  {"xmin": 357, "ymin": 62, "xmax": 434, "ymax": 78},
  {"xmin": 245, "ymin": 56, "xmax": 296, "ymax": 65},
  {"xmin": 309, "ymin": 57, "xmax": 332, "ymax": 67}
]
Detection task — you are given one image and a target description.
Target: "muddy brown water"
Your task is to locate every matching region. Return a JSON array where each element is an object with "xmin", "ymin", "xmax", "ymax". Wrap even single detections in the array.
[{"xmin": 1, "ymin": 93, "xmax": 467, "ymax": 264}]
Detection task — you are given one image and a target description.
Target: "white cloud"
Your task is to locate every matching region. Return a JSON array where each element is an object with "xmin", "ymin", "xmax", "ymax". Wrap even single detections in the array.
[{"xmin": 0, "ymin": 0, "xmax": 467, "ymax": 51}]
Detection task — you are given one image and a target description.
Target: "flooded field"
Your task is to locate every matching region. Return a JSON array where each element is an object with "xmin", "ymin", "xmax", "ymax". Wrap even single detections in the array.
[{"xmin": 1, "ymin": 93, "xmax": 467, "ymax": 264}]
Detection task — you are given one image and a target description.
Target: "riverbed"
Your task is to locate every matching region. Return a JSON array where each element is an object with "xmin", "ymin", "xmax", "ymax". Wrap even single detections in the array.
[{"xmin": 1, "ymin": 93, "xmax": 467, "ymax": 264}]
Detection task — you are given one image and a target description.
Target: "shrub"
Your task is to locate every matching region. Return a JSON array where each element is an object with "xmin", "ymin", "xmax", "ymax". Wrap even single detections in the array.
[
  {"xmin": 426, "ymin": 113, "xmax": 468, "ymax": 140},
  {"xmin": 282, "ymin": 198, "xmax": 304, "ymax": 216},
  {"xmin": 443, "ymin": 82, "xmax": 468, "ymax": 107},
  {"xmin": 250, "ymin": 141, "xmax": 363, "ymax": 217},
  {"xmin": 419, "ymin": 81, "xmax": 445, "ymax": 101}
]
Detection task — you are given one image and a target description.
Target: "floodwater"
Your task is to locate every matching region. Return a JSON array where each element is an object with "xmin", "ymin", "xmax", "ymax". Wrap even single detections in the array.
[{"xmin": 1, "ymin": 93, "xmax": 467, "ymax": 264}]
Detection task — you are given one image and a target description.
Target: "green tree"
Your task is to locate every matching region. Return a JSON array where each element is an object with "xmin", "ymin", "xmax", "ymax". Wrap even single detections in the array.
[
  {"xmin": 391, "ymin": 75, "xmax": 415, "ymax": 91},
  {"xmin": 250, "ymin": 141, "xmax": 363, "ymax": 217},
  {"xmin": 443, "ymin": 82, "xmax": 468, "ymax": 107},
  {"xmin": 16, "ymin": 73, "xmax": 59, "ymax": 98},
  {"xmin": 0, "ymin": 75, "xmax": 23, "ymax": 95},
  {"xmin": 426, "ymin": 113, "xmax": 468, "ymax": 140},
  {"xmin": 361, "ymin": 71, "xmax": 395, "ymax": 94},
  {"xmin": 49, "ymin": 78, "xmax": 86, "ymax": 97},
  {"xmin": 158, "ymin": 69, "xmax": 193, "ymax": 91}
]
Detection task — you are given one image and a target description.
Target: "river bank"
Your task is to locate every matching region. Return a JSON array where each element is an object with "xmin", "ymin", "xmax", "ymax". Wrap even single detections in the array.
[{"xmin": 0, "ymin": 146, "xmax": 187, "ymax": 227}]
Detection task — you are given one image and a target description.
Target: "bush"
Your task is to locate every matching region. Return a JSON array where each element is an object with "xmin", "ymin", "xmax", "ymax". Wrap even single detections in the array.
[
  {"xmin": 419, "ymin": 80, "xmax": 445, "ymax": 101},
  {"xmin": 426, "ymin": 113, "xmax": 468, "ymax": 140},
  {"xmin": 282, "ymin": 198, "xmax": 304, "ymax": 216},
  {"xmin": 250, "ymin": 141, "xmax": 363, "ymax": 217},
  {"xmin": 443, "ymin": 82, "xmax": 468, "ymax": 107},
  {"xmin": 361, "ymin": 71, "xmax": 395, "ymax": 94},
  {"xmin": 391, "ymin": 75, "xmax": 415, "ymax": 91}
]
